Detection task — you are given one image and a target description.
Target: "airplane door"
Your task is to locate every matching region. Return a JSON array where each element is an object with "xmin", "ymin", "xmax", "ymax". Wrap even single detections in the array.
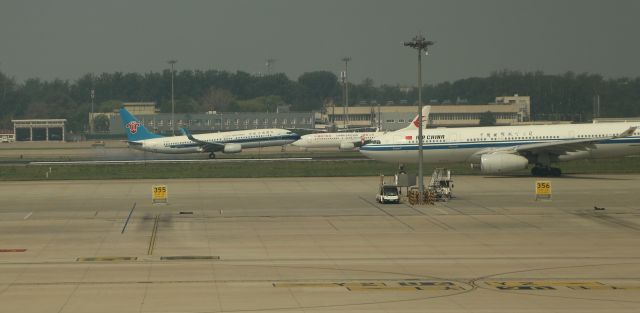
[{"xmin": 448, "ymin": 133, "xmax": 458, "ymax": 145}]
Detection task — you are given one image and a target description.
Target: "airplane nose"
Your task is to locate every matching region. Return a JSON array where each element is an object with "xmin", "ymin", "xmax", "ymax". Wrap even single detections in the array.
[
  {"xmin": 292, "ymin": 139, "xmax": 306, "ymax": 147},
  {"xmin": 358, "ymin": 145, "xmax": 376, "ymax": 158}
]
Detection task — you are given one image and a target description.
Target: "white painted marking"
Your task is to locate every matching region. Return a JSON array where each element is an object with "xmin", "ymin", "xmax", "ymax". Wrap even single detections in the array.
[
  {"xmin": 30, "ymin": 158, "xmax": 314, "ymax": 165},
  {"xmin": 432, "ymin": 206, "xmax": 448, "ymax": 214}
]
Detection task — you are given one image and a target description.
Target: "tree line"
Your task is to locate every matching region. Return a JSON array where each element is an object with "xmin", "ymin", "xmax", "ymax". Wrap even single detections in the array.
[{"xmin": 0, "ymin": 69, "xmax": 638, "ymax": 133}]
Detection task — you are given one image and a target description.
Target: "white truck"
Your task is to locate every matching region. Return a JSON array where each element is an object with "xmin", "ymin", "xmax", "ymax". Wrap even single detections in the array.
[{"xmin": 376, "ymin": 185, "xmax": 400, "ymax": 204}]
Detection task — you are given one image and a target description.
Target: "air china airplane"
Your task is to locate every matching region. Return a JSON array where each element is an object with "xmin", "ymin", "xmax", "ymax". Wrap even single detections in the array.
[
  {"xmin": 291, "ymin": 130, "xmax": 381, "ymax": 150},
  {"xmin": 119, "ymin": 108, "xmax": 300, "ymax": 158},
  {"xmin": 360, "ymin": 120, "xmax": 639, "ymax": 176},
  {"xmin": 292, "ymin": 107, "xmax": 430, "ymax": 150}
]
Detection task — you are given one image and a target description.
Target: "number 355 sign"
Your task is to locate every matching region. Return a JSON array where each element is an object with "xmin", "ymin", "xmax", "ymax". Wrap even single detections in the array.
[
  {"xmin": 152, "ymin": 185, "xmax": 168, "ymax": 204},
  {"xmin": 535, "ymin": 181, "xmax": 552, "ymax": 201}
]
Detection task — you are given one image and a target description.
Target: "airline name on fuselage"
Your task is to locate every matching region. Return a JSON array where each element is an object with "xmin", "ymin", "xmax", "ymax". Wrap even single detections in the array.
[{"xmin": 410, "ymin": 135, "xmax": 445, "ymax": 140}]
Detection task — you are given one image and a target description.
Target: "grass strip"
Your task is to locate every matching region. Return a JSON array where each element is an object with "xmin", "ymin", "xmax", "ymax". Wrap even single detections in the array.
[{"xmin": 0, "ymin": 157, "xmax": 638, "ymax": 181}]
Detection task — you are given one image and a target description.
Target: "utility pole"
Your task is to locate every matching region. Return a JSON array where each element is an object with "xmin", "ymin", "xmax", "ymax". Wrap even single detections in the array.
[
  {"xmin": 0, "ymin": 62, "xmax": 6, "ymax": 103},
  {"xmin": 90, "ymin": 88, "xmax": 95, "ymax": 133},
  {"xmin": 593, "ymin": 95, "xmax": 600, "ymax": 119},
  {"xmin": 342, "ymin": 57, "xmax": 351, "ymax": 129},
  {"xmin": 377, "ymin": 101, "xmax": 381, "ymax": 130},
  {"xmin": 168, "ymin": 60, "xmax": 177, "ymax": 136},
  {"xmin": 404, "ymin": 34, "xmax": 434, "ymax": 204}
]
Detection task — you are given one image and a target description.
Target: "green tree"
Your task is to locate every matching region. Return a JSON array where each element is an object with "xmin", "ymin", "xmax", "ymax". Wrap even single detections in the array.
[
  {"xmin": 230, "ymin": 95, "xmax": 287, "ymax": 112},
  {"xmin": 199, "ymin": 87, "xmax": 234, "ymax": 112},
  {"xmin": 297, "ymin": 71, "xmax": 339, "ymax": 110},
  {"xmin": 97, "ymin": 100, "xmax": 123, "ymax": 113},
  {"xmin": 93, "ymin": 114, "xmax": 110, "ymax": 132}
]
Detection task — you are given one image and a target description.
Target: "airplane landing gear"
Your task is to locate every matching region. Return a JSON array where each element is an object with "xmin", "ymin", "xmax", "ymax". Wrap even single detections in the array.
[
  {"xmin": 208, "ymin": 153, "xmax": 216, "ymax": 159},
  {"xmin": 531, "ymin": 166, "xmax": 562, "ymax": 177}
]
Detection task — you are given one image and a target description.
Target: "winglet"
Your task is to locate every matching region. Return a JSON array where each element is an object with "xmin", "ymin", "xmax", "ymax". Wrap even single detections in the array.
[
  {"xmin": 180, "ymin": 127, "xmax": 196, "ymax": 141},
  {"xmin": 615, "ymin": 126, "xmax": 637, "ymax": 138}
]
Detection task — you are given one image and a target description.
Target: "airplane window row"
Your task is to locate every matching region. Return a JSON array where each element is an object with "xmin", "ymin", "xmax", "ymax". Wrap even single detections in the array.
[
  {"xmin": 408, "ymin": 139, "xmax": 445, "ymax": 143},
  {"xmin": 577, "ymin": 134, "xmax": 612, "ymax": 138},
  {"xmin": 466, "ymin": 135, "xmax": 560, "ymax": 142}
]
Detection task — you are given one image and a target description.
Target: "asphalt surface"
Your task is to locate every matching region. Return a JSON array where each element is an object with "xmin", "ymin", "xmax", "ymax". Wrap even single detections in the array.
[{"xmin": 1, "ymin": 175, "xmax": 639, "ymax": 312}]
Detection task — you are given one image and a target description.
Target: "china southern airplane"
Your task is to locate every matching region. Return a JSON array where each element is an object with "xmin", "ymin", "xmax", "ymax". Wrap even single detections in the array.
[
  {"xmin": 119, "ymin": 108, "xmax": 300, "ymax": 158},
  {"xmin": 360, "ymin": 118, "xmax": 639, "ymax": 176},
  {"xmin": 292, "ymin": 107, "xmax": 430, "ymax": 150}
]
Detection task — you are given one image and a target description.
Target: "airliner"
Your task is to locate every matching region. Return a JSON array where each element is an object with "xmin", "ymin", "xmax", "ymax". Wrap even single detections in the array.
[
  {"xmin": 360, "ymin": 119, "xmax": 639, "ymax": 176},
  {"xmin": 119, "ymin": 108, "xmax": 300, "ymax": 158},
  {"xmin": 292, "ymin": 107, "xmax": 430, "ymax": 150}
]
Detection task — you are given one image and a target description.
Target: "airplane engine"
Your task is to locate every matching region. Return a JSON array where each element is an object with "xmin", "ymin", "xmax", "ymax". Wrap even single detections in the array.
[
  {"xmin": 223, "ymin": 143, "xmax": 242, "ymax": 154},
  {"xmin": 479, "ymin": 154, "xmax": 528, "ymax": 174},
  {"xmin": 339, "ymin": 142, "xmax": 355, "ymax": 150}
]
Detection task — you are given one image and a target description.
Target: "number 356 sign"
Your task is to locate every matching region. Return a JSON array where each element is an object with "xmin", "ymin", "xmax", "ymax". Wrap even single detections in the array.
[
  {"xmin": 535, "ymin": 181, "xmax": 552, "ymax": 201},
  {"xmin": 152, "ymin": 185, "xmax": 168, "ymax": 204}
]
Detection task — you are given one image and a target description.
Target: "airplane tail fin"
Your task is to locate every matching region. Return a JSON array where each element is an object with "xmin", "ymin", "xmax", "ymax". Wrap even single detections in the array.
[
  {"xmin": 402, "ymin": 105, "xmax": 431, "ymax": 130},
  {"xmin": 119, "ymin": 108, "xmax": 163, "ymax": 141}
]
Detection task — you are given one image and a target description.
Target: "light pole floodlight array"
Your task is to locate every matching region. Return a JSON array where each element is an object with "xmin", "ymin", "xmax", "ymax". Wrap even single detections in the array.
[
  {"xmin": 341, "ymin": 57, "xmax": 351, "ymax": 128},
  {"xmin": 403, "ymin": 34, "xmax": 434, "ymax": 205},
  {"xmin": 168, "ymin": 60, "xmax": 177, "ymax": 136}
]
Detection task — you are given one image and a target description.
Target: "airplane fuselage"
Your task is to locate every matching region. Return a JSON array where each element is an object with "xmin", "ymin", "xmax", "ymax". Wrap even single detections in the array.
[
  {"xmin": 292, "ymin": 132, "xmax": 380, "ymax": 149},
  {"xmin": 130, "ymin": 129, "xmax": 299, "ymax": 154},
  {"xmin": 361, "ymin": 122, "xmax": 640, "ymax": 164}
]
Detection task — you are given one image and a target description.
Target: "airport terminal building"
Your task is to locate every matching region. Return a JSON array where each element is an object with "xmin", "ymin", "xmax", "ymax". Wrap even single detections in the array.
[
  {"xmin": 89, "ymin": 96, "xmax": 530, "ymax": 136},
  {"xmin": 91, "ymin": 103, "xmax": 316, "ymax": 136},
  {"xmin": 324, "ymin": 95, "xmax": 531, "ymax": 130}
]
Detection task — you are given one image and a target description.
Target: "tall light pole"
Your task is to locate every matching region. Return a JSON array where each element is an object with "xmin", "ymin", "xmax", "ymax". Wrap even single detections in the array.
[
  {"xmin": 168, "ymin": 60, "xmax": 177, "ymax": 136},
  {"xmin": 90, "ymin": 88, "xmax": 95, "ymax": 133},
  {"xmin": 341, "ymin": 57, "xmax": 351, "ymax": 129},
  {"xmin": 404, "ymin": 34, "xmax": 434, "ymax": 204}
]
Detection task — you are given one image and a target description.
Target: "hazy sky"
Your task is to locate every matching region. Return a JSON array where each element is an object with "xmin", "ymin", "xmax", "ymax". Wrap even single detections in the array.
[{"xmin": 1, "ymin": 0, "xmax": 638, "ymax": 85}]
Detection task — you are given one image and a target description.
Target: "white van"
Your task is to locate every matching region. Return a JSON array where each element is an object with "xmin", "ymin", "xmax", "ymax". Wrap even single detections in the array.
[{"xmin": 376, "ymin": 185, "xmax": 400, "ymax": 204}]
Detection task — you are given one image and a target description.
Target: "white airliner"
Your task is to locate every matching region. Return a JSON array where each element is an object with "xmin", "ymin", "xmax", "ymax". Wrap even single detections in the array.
[
  {"xmin": 119, "ymin": 108, "xmax": 300, "ymax": 158},
  {"xmin": 292, "ymin": 107, "xmax": 430, "ymax": 150},
  {"xmin": 360, "ymin": 118, "xmax": 639, "ymax": 176}
]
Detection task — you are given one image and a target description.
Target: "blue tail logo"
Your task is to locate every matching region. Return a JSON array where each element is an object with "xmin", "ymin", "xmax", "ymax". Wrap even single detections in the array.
[{"xmin": 119, "ymin": 108, "xmax": 163, "ymax": 141}]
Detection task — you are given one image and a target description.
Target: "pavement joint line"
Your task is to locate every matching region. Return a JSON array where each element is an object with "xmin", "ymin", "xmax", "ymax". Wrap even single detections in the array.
[
  {"xmin": 160, "ymin": 256, "xmax": 220, "ymax": 260},
  {"xmin": 440, "ymin": 202, "xmax": 501, "ymax": 230},
  {"xmin": 6, "ymin": 256, "xmax": 640, "ymax": 265},
  {"xmin": 358, "ymin": 196, "xmax": 415, "ymax": 231},
  {"xmin": 402, "ymin": 203, "xmax": 454, "ymax": 231},
  {"xmin": 121, "ymin": 202, "xmax": 136, "ymax": 234},
  {"xmin": 147, "ymin": 214, "xmax": 160, "ymax": 255},
  {"xmin": 76, "ymin": 257, "xmax": 137, "ymax": 262}
]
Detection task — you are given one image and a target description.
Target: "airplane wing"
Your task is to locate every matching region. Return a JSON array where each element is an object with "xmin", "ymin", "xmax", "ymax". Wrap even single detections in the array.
[
  {"xmin": 180, "ymin": 128, "xmax": 225, "ymax": 152},
  {"xmin": 485, "ymin": 126, "xmax": 637, "ymax": 156}
]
